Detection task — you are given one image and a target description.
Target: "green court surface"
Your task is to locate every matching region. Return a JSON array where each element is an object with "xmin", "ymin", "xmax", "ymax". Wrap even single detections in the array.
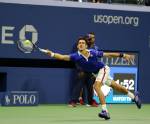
[{"xmin": 0, "ymin": 104, "xmax": 149, "ymax": 124}]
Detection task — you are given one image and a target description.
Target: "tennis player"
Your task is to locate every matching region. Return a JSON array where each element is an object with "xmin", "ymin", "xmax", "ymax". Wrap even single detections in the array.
[{"xmin": 45, "ymin": 37, "xmax": 141, "ymax": 120}]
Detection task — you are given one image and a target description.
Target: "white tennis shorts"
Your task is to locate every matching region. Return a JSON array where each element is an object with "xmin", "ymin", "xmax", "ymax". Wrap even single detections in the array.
[
  {"xmin": 94, "ymin": 65, "xmax": 112, "ymax": 86},
  {"xmin": 94, "ymin": 84, "xmax": 111, "ymax": 97}
]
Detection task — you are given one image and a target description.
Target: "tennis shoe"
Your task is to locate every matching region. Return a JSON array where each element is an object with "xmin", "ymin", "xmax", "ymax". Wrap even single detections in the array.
[
  {"xmin": 98, "ymin": 110, "xmax": 110, "ymax": 120},
  {"xmin": 132, "ymin": 92, "xmax": 142, "ymax": 109}
]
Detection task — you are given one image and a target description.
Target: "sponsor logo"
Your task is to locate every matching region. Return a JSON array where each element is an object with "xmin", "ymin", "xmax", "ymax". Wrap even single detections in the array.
[
  {"xmin": 100, "ymin": 54, "xmax": 137, "ymax": 66},
  {"xmin": 113, "ymin": 96, "xmax": 131, "ymax": 102},
  {"xmin": 5, "ymin": 95, "xmax": 11, "ymax": 105},
  {"xmin": 2, "ymin": 91, "xmax": 39, "ymax": 106},
  {"xmin": 13, "ymin": 94, "xmax": 36, "ymax": 105}
]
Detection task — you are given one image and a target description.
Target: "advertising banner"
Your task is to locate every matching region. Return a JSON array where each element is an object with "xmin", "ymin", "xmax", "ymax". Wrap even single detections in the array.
[{"xmin": 1, "ymin": 91, "xmax": 39, "ymax": 106}]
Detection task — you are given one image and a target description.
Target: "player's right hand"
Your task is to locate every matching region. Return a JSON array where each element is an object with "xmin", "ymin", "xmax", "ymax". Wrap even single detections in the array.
[{"xmin": 46, "ymin": 49, "xmax": 55, "ymax": 57}]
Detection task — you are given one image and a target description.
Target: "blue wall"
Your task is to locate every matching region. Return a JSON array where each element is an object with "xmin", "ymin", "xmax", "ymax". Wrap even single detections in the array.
[
  {"xmin": 0, "ymin": 2, "xmax": 150, "ymax": 103},
  {"xmin": 0, "ymin": 67, "xmax": 73, "ymax": 103}
]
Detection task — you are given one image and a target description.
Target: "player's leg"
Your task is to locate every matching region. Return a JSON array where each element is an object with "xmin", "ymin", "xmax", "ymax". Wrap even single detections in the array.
[
  {"xmin": 110, "ymin": 80, "xmax": 141, "ymax": 109},
  {"xmin": 94, "ymin": 81, "xmax": 110, "ymax": 120},
  {"xmin": 93, "ymin": 66, "xmax": 110, "ymax": 120},
  {"xmin": 93, "ymin": 80, "xmax": 106, "ymax": 103},
  {"xmin": 110, "ymin": 80, "xmax": 128, "ymax": 94}
]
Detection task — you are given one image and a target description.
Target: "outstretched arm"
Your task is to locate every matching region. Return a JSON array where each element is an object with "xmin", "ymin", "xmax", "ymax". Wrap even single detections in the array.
[
  {"xmin": 103, "ymin": 52, "xmax": 134, "ymax": 62},
  {"xmin": 46, "ymin": 49, "xmax": 71, "ymax": 61}
]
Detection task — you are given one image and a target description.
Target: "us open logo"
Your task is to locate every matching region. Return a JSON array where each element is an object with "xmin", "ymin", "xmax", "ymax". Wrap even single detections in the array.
[{"xmin": 0, "ymin": 25, "xmax": 38, "ymax": 45}]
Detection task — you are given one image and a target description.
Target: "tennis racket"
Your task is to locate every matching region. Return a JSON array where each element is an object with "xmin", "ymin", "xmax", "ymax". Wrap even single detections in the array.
[{"xmin": 17, "ymin": 39, "xmax": 48, "ymax": 54}]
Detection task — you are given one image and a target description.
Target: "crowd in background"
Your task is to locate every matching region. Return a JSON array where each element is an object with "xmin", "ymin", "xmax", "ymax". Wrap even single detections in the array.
[{"xmin": 65, "ymin": 0, "xmax": 150, "ymax": 6}]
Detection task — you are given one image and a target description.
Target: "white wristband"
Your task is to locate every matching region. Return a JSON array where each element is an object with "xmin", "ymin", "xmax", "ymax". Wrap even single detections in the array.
[{"xmin": 51, "ymin": 52, "xmax": 55, "ymax": 57}]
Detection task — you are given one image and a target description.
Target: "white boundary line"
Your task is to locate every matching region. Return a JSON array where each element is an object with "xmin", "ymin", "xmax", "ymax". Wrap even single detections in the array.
[{"xmin": 0, "ymin": 0, "xmax": 150, "ymax": 12}]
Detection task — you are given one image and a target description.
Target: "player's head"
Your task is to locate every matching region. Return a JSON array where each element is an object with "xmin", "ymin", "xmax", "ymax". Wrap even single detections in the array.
[
  {"xmin": 77, "ymin": 37, "xmax": 88, "ymax": 51},
  {"xmin": 87, "ymin": 32, "xmax": 95, "ymax": 45}
]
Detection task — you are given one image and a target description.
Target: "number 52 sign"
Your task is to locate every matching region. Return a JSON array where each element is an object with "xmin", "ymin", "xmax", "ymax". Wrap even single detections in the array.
[{"xmin": 114, "ymin": 73, "xmax": 136, "ymax": 94}]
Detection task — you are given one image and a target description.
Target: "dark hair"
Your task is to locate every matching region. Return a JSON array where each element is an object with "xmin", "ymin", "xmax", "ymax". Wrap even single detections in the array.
[
  {"xmin": 76, "ymin": 37, "xmax": 88, "ymax": 46},
  {"xmin": 88, "ymin": 32, "xmax": 95, "ymax": 36},
  {"xmin": 84, "ymin": 35, "xmax": 90, "ymax": 42},
  {"xmin": 86, "ymin": 32, "xmax": 95, "ymax": 41}
]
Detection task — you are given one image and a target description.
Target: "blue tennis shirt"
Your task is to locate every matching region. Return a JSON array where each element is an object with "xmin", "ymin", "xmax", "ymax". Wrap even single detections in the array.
[{"xmin": 70, "ymin": 49, "xmax": 105, "ymax": 73}]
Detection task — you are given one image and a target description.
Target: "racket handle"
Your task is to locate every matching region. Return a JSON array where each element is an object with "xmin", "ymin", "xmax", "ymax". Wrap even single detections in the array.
[{"xmin": 39, "ymin": 48, "xmax": 48, "ymax": 53}]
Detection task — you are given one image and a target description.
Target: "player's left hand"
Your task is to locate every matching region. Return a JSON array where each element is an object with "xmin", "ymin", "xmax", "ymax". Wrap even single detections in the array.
[{"xmin": 124, "ymin": 54, "xmax": 134, "ymax": 62}]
